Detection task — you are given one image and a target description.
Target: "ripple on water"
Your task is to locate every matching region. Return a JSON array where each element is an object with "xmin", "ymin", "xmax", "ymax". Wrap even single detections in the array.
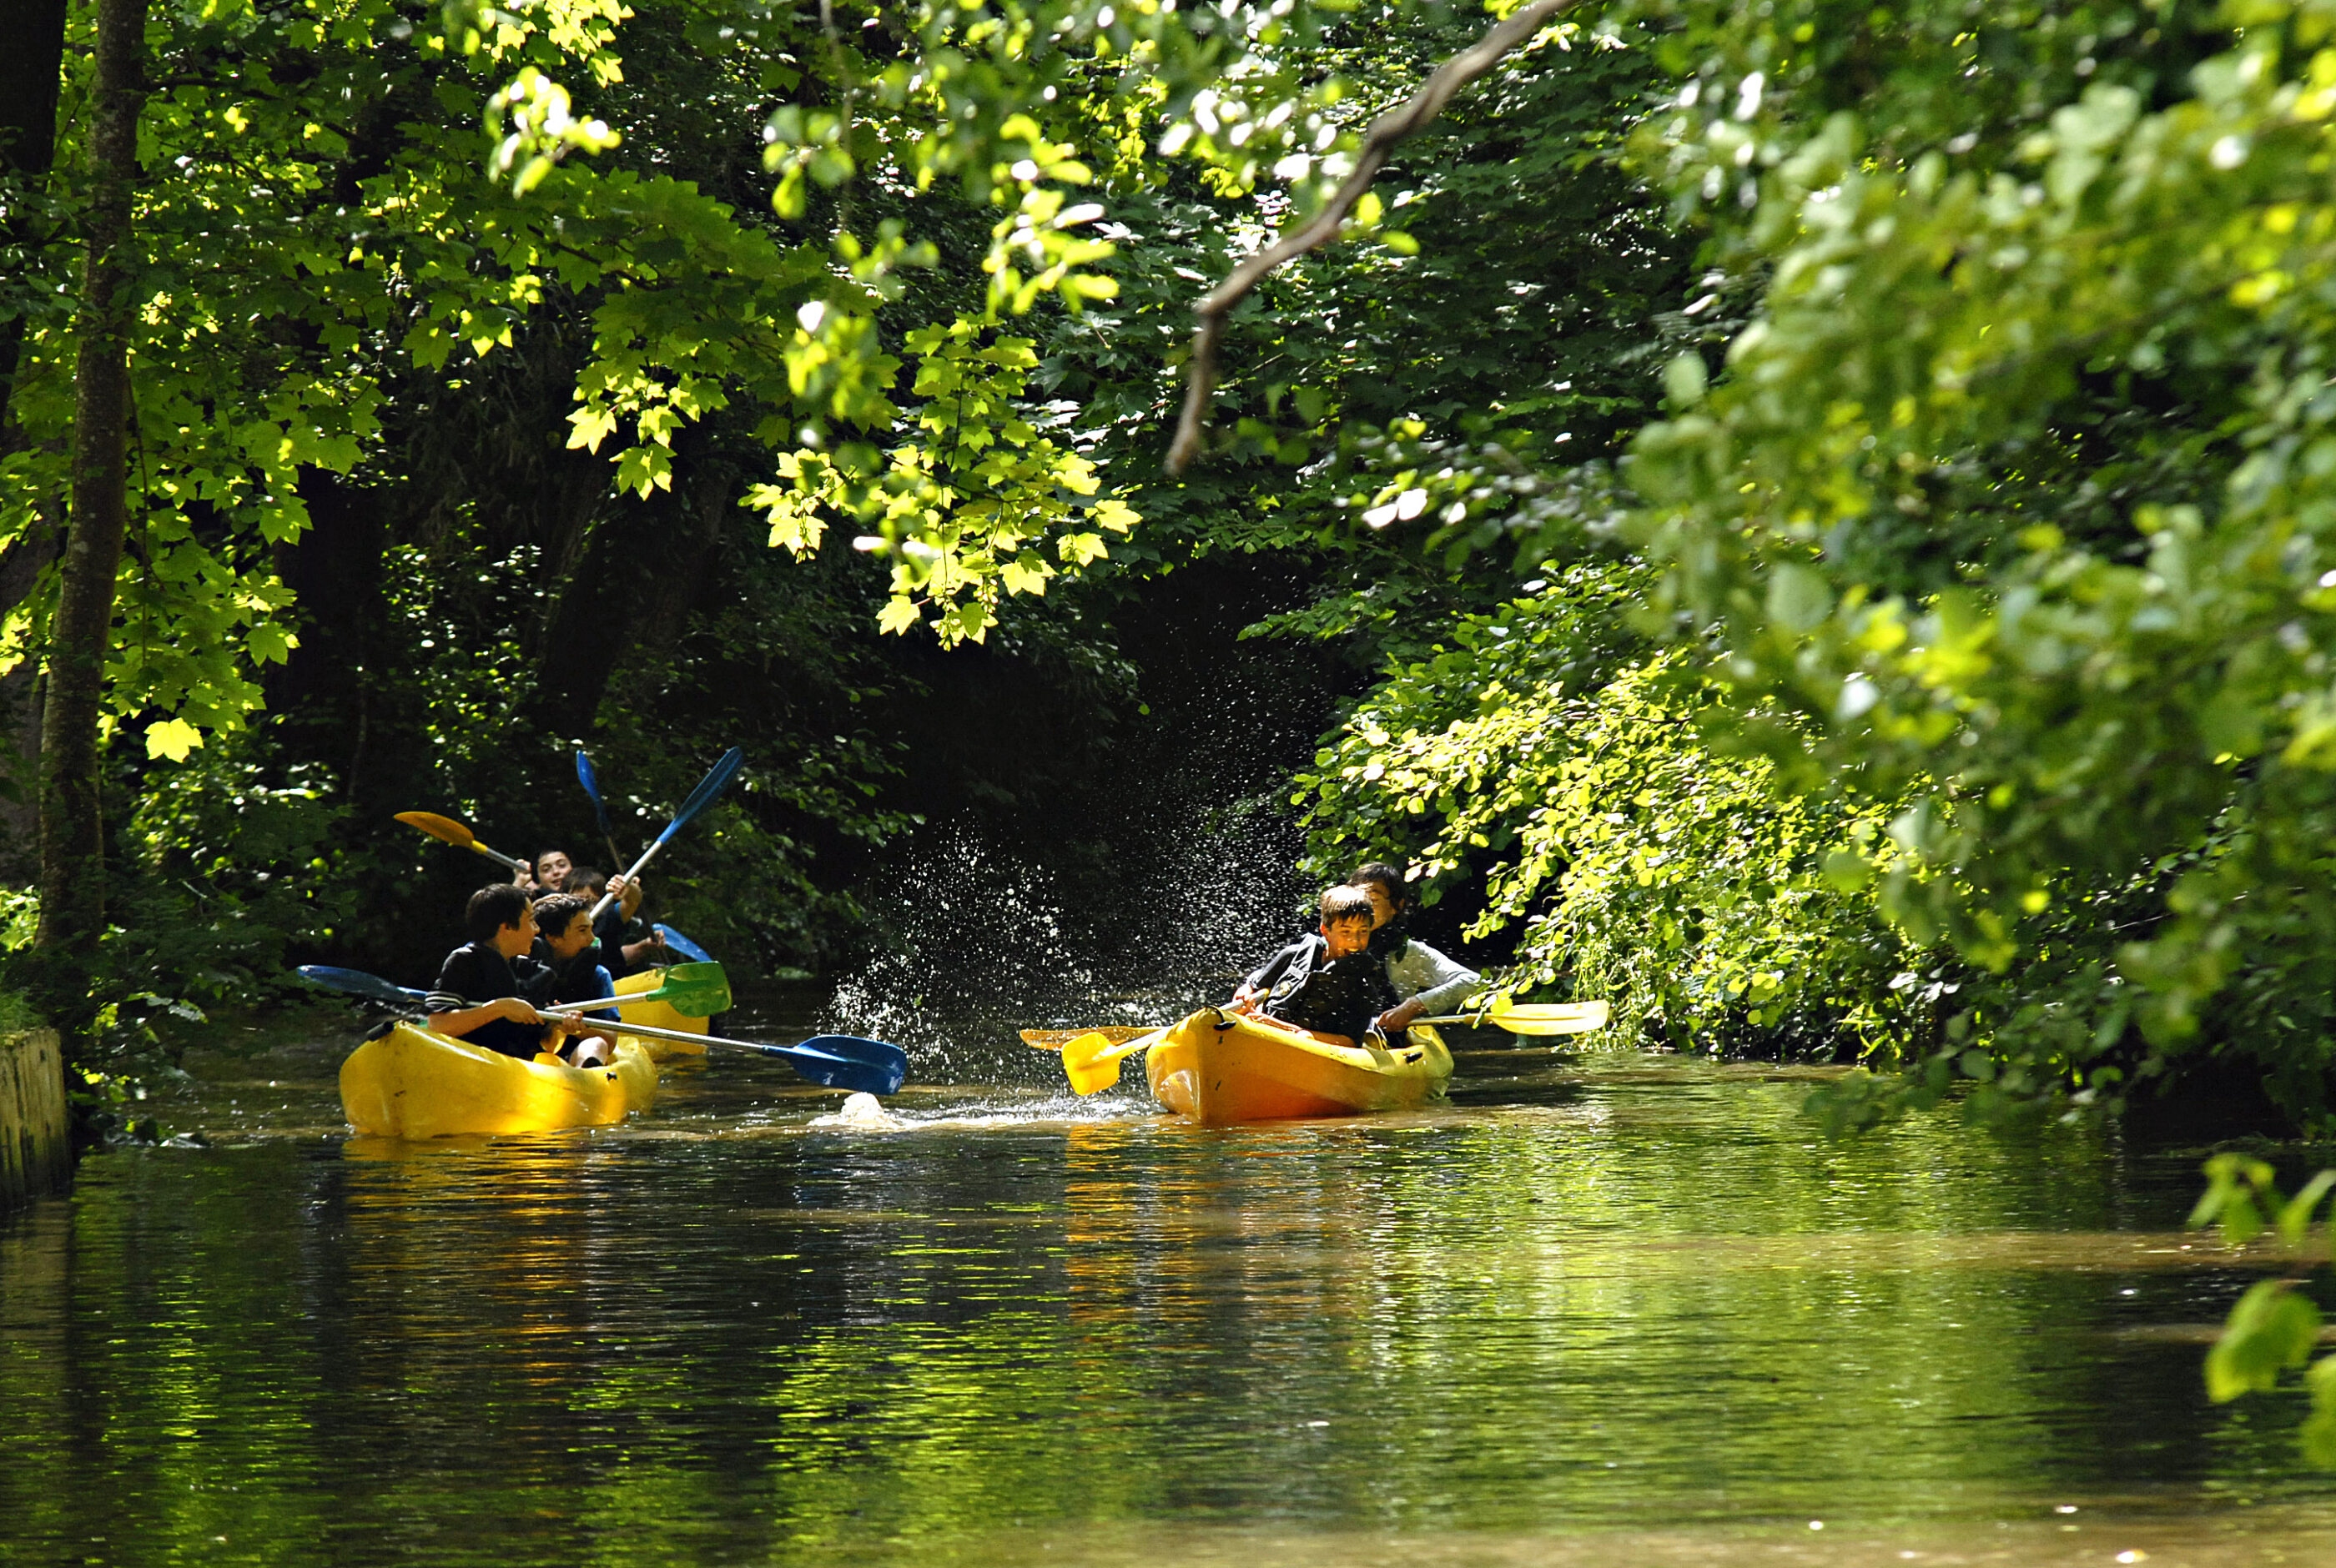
[{"xmin": 4, "ymin": 1043, "xmax": 2331, "ymax": 1565}]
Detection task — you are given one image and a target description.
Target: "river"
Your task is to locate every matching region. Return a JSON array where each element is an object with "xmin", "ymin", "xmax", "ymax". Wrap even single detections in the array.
[{"xmin": 3, "ymin": 987, "xmax": 2333, "ymax": 1565}]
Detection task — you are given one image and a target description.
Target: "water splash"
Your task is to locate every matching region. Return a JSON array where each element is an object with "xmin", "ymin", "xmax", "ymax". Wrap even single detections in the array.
[{"xmin": 820, "ymin": 796, "xmax": 1311, "ymax": 1084}]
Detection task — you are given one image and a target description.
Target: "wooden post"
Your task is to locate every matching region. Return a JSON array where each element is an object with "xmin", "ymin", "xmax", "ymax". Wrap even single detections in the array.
[{"xmin": 0, "ymin": 1028, "xmax": 69, "ymax": 1209}]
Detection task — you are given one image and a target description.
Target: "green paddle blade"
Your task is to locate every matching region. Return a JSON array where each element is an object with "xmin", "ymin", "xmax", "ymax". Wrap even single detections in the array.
[{"xmin": 628, "ymin": 961, "xmax": 731, "ymax": 1016}]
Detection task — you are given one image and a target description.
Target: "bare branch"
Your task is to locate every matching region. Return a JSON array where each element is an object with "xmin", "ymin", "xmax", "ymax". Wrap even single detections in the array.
[{"xmin": 1164, "ymin": 0, "xmax": 1574, "ymax": 475}]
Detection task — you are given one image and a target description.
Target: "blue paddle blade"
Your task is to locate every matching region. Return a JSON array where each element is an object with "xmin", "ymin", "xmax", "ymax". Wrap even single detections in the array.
[
  {"xmin": 576, "ymin": 749, "xmax": 613, "ymax": 834},
  {"xmin": 795, "ymin": 1033, "xmax": 911, "ymax": 1076},
  {"xmin": 768, "ymin": 1042, "xmax": 907, "ymax": 1096},
  {"xmin": 654, "ymin": 924, "xmax": 712, "ymax": 964},
  {"xmin": 299, "ymin": 966, "xmax": 425, "ymax": 1007},
  {"xmin": 657, "ymin": 746, "xmax": 745, "ymax": 847}
]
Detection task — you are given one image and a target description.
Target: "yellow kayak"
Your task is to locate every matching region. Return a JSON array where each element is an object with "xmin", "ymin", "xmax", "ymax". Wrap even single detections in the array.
[
  {"xmin": 611, "ymin": 967, "xmax": 710, "ymax": 1058},
  {"xmin": 339, "ymin": 1020, "xmax": 658, "ymax": 1138},
  {"xmin": 1143, "ymin": 1008, "xmax": 1453, "ymax": 1126}
]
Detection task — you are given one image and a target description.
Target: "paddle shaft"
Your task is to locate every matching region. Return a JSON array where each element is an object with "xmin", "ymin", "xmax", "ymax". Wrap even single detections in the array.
[
  {"xmin": 539, "ymin": 975, "xmax": 724, "ymax": 1019},
  {"xmin": 1416, "ymin": 1007, "xmax": 1608, "ymax": 1036},
  {"xmin": 591, "ymin": 836, "xmax": 672, "ymax": 923},
  {"xmin": 566, "ymin": 1013, "xmax": 900, "ymax": 1091},
  {"xmin": 477, "ymin": 842, "xmax": 530, "ymax": 874},
  {"xmin": 588, "ymin": 747, "xmax": 743, "ymax": 922}
]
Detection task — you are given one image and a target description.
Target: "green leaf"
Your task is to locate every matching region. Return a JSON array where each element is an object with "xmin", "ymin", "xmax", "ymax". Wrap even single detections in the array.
[{"xmin": 2206, "ymin": 1280, "xmax": 2321, "ymax": 1404}]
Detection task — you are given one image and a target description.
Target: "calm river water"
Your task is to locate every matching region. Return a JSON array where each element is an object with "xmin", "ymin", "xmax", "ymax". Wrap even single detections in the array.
[{"xmin": 4, "ymin": 990, "xmax": 2334, "ymax": 1565}]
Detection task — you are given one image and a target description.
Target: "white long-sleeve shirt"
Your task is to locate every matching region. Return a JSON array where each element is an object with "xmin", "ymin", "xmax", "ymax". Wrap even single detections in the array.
[{"xmin": 1386, "ymin": 938, "xmax": 1480, "ymax": 1015}]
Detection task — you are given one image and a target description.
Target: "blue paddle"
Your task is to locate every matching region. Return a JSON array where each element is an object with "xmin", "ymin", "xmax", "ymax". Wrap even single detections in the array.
[
  {"xmin": 575, "ymin": 748, "xmax": 625, "ymax": 870},
  {"xmin": 588, "ymin": 746, "xmax": 745, "ymax": 923},
  {"xmin": 300, "ymin": 965, "xmax": 422, "ymax": 1006},
  {"xmin": 654, "ymin": 924, "xmax": 712, "ymax": 963},
  {"xmin": 295, "ymin": 964, "xmax": 907, "ymax": 1095}
]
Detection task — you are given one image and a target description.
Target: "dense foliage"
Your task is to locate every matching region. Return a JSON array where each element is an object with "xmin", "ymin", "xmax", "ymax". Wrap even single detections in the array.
[
  {"xmin": 1284, "ymin": 0, "xmax": 2336, "ymax": 1132},
  {"xmin": 17, "ymin": 0, "xmax": 2336, "ymax": 1135}
]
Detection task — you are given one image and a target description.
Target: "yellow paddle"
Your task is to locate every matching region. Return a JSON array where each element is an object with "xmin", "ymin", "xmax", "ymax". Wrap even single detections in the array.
[
  {"xmin": 1419, "ymin": 1001, "xmax": 1610, "ymax": 1036},
  {"xmin": 395, "ymin": 811, "xmax": 531, "ymax": 875},
  {"xmin": 1061, "ymin": 1023, "xmax": 1174, "ymax": 1096},
  {"xmin": 1027, "ymin": 1001, "xmax": 1611, "ymax": 1049}
]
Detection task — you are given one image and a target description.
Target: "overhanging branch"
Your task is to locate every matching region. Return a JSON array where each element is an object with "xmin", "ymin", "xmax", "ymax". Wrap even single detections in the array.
[{"xmin": 1164, "ymin": 0, "xmax": 1574, "ymax": 475}]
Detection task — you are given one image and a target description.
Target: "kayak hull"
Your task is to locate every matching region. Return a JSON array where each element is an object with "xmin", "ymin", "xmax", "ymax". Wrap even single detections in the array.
[
  {"xmin": 339, "ymin": 1022, "xmax": 657, "ymax": 1138},
  {"xmin": 1142, "ymin": 1009, "xmax": 1452, "ymax": 1126},
  {"xmin": 612, "ymin": 967, "xmax": 710, "ymax": 1058}
]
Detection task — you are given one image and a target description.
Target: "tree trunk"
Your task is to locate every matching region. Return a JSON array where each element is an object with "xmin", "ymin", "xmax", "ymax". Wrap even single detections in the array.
[{"xmin": 34, "ymin": 0, "xmax": 147, "ymax": 997}]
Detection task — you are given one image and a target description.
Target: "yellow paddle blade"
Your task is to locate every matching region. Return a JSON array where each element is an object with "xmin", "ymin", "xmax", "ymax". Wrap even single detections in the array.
[
  {"xmin": 1484, "ymin": 1002, "xmax": 1609, "ymax": 1036},
  {"xmin": 1060, "ymin": 1030, "xmax": 1126, "ymax": 1095},
  {"xmin": 1422, "ymin": 1001, "xmax": 1611, "ymax": 1035},
  {"xmin": 395, "ymin": 810, "xmax": 476, "ymax": 848}
]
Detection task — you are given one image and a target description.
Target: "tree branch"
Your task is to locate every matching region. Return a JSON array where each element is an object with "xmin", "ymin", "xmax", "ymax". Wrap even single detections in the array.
[{"xmin": 1164, "ymin": 0, "xmax": 1573, "ymax": 475}]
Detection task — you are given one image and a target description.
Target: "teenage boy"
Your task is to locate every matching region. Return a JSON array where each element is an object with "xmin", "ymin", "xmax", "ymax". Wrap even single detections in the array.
[
  {"xmin": 531, "ymin": 893, "xmax": 618, "ymax": 1009},
  {"xmin": 1229, "ymin": 885, "xmax": 1397, "ymax": 1047},
  {"xmin": 566, "ymin": 866, "xmax": 669, "ymax": 977},
  {"xmin": 531, "ymin": 892, "xmax": 620, "ymax": 1063},
  {"xmin": 426, "ymin": 884, "xmax": 596, "ymax": 1063},
  {"xmin": 531, "ymin": 847, "xmax": 574, "ymax": 896}
]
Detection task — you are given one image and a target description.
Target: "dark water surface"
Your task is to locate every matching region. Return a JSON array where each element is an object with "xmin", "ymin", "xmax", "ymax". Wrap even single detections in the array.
[{"xmin": 5, "ymin": 993, "xmax": 2334, "ymax": 1565}]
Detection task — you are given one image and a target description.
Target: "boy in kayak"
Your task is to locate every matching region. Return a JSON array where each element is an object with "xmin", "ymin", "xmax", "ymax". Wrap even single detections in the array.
[
  {"xmin": 1349, "ymin": 860, "xmax": 1483, "ymax": 1036},
  {"xmin": 1230, "ymin": 885, "xmax": 1397, "ymax": 1047},
  {"xmin": 426, "ymin": 884, "xmax": 609, "ymax": 1067},
  {"xmin": 527, "ymin": 847, "xmax": 574, "ymax": 896},
  {"xmin": 531, "ymin": 892, "xmax": 622, "ymax": 1061},
  {"xmin": 566, "ymin": 866, "xmax": 669, "ymax": 977},
  {"xmin": 531, "ymin": 893, "xmax": 618, "ymax": 1010}
]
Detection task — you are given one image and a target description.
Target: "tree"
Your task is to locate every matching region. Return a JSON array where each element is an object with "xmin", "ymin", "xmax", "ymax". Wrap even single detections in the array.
[{"xmin": 34, "ymin": 0, "xmax": 147, "ymax": 1021}]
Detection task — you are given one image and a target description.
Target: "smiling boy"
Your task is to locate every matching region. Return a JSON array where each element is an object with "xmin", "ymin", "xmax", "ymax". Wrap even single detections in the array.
[
  {"xmin": 1229, "ymin": 885, "xmax": 1397, "ymax": 1048},
  {"xmin": 426, "ymin": 884, "xmax": 580, "ymax": 1061}
]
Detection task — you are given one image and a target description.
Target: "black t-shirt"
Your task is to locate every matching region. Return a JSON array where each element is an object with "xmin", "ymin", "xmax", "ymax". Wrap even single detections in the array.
[
  {"xmin": 531, "ymin": 937, "xmax": 616, "ymax": 1010},
  {"xmin": 428, "ymin": 941, "xmax": 555, "ymax": 1059},
  {"xmin": 1246, "ymin": 932, "xmax": 1396, "ymax": 1043}
]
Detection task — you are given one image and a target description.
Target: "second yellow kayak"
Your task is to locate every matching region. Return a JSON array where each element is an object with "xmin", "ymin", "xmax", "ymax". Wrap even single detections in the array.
[
  {"xmin": 339, "ymin": 1021, "xmax": 658, "ymax": 1138},
  {"xmin": 1143, "ymin": 1008, "xmax": 1452, "ymax": 1126}
]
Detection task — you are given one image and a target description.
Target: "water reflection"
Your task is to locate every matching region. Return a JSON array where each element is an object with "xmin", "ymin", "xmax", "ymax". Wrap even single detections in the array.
[{"xmin": 3, "ymin": 1038, "xmax": 2335, "ymax": 1565}]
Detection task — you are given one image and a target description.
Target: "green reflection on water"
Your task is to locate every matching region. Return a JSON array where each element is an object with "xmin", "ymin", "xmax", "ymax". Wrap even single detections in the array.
[{"xmin": 3, "ymin": 1048, "xmax": 2333, "ymax": 1565}]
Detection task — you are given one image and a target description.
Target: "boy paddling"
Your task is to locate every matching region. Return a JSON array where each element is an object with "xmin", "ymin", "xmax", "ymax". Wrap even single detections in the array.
[
  {"xmin": 1230, "ymin": 885, "xmax": 1397, "ymax": 1048},
  {"xmin": 563, "ymin": 866, "xmax": 669, "ymax": 977},
  {"xmin": 1348, "ymin": 860, "xmax": 1482, "ymax": 1034},
  {"xmin": 425, "ymin": 885, "xmax": 611, "ymax": 1068}
]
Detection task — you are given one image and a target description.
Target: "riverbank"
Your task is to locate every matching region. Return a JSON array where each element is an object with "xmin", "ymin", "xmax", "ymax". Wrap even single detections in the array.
[{"xmin": 0, "ymin": 1028, "xmax": 67, "ymax": 1210}]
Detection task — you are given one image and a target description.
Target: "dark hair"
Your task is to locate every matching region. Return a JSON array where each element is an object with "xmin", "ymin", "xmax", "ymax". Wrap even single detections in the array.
[
  {"xmin": 533, "ymin": 893, "xmax": 590, "ymax": 940},
  {"xmin": 1350, "ymin": 861, "xmax": 1409, "ymax": 908},
  {"xmin": 566, "ymin": 866, "xmax": 607, "ymax": 897},
  {"xmin": 466, "ymin": 883, "xmax": 531, "ymax": 942},
  {"xmin": 1319, "ymin": 885, "xmax": 1376, "ymax": 926}
]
